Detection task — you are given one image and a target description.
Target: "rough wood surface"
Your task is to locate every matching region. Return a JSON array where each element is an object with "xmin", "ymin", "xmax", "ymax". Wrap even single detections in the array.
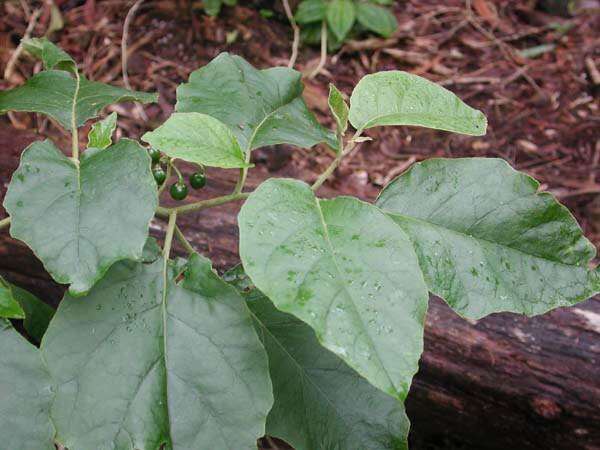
[{"xmin": 1, "ymin": 126, "xmax": 598, "ymax": 449}]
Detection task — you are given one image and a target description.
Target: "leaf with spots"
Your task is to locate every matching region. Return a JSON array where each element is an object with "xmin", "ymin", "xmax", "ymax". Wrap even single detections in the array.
[
  {"xmin": 377, "ymin": 158, "xmax": 599, "ymax": 319},
  {"xmin": 4, "ymin": 139, "xmax": 158, "ymax": 296},
  {"xmin": 239, "ymin": 178, "xmax": 429, "ymax": 400}
]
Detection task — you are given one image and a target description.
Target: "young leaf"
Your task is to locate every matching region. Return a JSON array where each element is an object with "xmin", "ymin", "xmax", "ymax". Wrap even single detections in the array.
[
  {"xmin": 377, "ymin": 158, "xmax": 599, "ymax": 319},
  {"xmin": 295, "ymin": 0, "xmax": 326, "ymax": 24},
  {"xmin": 22, "ymin": 37, "xmax": 76, "ymax": 73},
  {"xmin": 0, "ymin": 320, "xmax": 55, "ymax": 450},
  {"xmin": 142, "ymin": 112, "xmax": 250, "ymax": 169},
  {"xmin": 356, "ymin": 2, "xmax": 398, "ymax": 38},
  {"xmin": 248, "ymin": 291, "xmax": 411, "ymax": 450},
  {"xmin": 0, "ymin": 277, "xmax": 25, "ymax": 319},
  {"xmin": 0, "ymin": 70, "xmax": 157, "ymax": 130},
  {"xmin": 87, "ymin": 111, "xmax": 117, "ymax": 149},
  {"xmin": 41, "ymin": 255, "xmax": 273, "ymax": 450},
  {"xmin": 4, "ymin": 139, "xmax": 158, "ymax": 296},
  {"xmin": 328, "ymin": 83, "xmax": 349, "ymax": 135},
  {"xmin": 176, "ymin": 52, "xmax": 335, "ymax": 152},
  {"xmin": 348, "ymin": 71, "xmax": 487, "ymax": 135},
  {"xmin": 239, "ymin": 178, "xmax": 429, "ymax": 400},
  {"xmin": 327, "ymin": 0, "xmax": 357, "ymax": 41}
]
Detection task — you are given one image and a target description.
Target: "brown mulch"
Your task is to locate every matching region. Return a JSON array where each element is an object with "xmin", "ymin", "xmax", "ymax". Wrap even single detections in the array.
[{"xmin": 0, "ymin": 1, "xmax": 599, "ymax": 449}]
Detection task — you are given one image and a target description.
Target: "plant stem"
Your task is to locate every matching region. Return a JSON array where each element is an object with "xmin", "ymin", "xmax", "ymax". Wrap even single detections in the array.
[
  {"xmin": 174, "ymin": 225, "xmax": 195, "ymax": 255},
  {"xmin": 70, "ymin": 71, "xmax": 81, "ymax": 161},
  {"xmin": 157, "ymin": 162, "xmax": 172, "ymax": 197},
  {"xmin": 281, "ymin": 0, "xmax": 299, "ymax": 68},
  {"xmin": 311, "ymin": 131, "xmax": 362, "ymax": 191},
  {"xmin": 233, "ymin": 144, "xmax": 253, "ymax": 195},
  {"xmin": 156, "ymin": 192, "xmax": 249, "ymax": 217},
  {"xmin": 163, "ymin": 210, "xmax": 177, "ymax": 260},
  {"xmin": 310, "ymin": 21, "xmax": 328, "ymax": 79},
  {"xmin": 0, "ymin": 217, "xmax": 11, "ymax": 231},
  {"xmin": 170, "ymin": 159, "xmax": 183, "ymax": 183}
]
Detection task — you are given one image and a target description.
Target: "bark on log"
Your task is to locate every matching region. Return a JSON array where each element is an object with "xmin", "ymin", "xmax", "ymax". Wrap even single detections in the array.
[{"xmin": 1, "ymin": 126, "xmax": 598, "ymax": 449}]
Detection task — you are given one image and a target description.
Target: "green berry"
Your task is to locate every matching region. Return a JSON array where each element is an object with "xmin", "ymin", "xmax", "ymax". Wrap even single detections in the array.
[
  {"xmin": 169, "ymin": 182, "xmax": 188, "ymax": 201},
  {"xmin": 148, "ymin": 147, "xmax": 161, "ymax": 164},
  {"xmin": 152, "ymin": 167, "xmax": 166, "ymax": 185},
  {"xmin": 189, "ymin": 172, "xmax": 206, "ymax": 189}
]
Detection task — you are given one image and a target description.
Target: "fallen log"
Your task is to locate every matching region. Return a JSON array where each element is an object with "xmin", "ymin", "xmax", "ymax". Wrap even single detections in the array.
[{"xmin": 1, "ymin": 125, "xmax": 598, "ymax": 449}]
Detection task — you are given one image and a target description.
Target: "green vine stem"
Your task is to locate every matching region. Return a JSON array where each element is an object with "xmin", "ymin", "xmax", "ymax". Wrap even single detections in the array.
[
  {"xmin": 156, "ymin": 192, "xmax": 250, "ymax": 217},
  {"xmin": 157, "ymin": 161, "xmax": 172, "ymax": 197},
  {"xmin": 311, "ymin": 131, "xmax": 362, "ymax": 191},
  {"xmin": 174, "ymin": 224, "xmax": 195, "ymax": 254},
  {"xmin": 163, "ymin": 210, "xmax": 177, "ymax": 260},
  {"xmin": 0, "ymin": 217, "xmax": 10, "ymax": 230}
]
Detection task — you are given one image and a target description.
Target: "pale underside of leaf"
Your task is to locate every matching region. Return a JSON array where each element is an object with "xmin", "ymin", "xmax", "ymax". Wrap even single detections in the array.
[
  {"xmin": 248, "ymin": 291, "xmax": 410, "ymax": 450},
  {"xmin": 0, "ymin": 321, "xmax": 55, "ymax": 450},
  {"xmin": 0, "ymin": 70, "xmax": 157, "ymax": 130},
  {"xmin": 239, "ymin": 178, "xmax": 429, "ymax": 400},
  {"xmin": 141, "ymin": 112, "xmax": 250, "ymax": 169},
  {"xmin": 41, "ymin": 255, "xmax": 272, "ymax": 450},
  {"xmin": 175, "ymin": 52, "xmax": 335, "ymax": 152},
  {"xmin": 3, "ymin": 139, "xmax": 157, "ymax": 295},
  {"xmin": 88, "ymin": 112, "xmax": 117, "ymax": 149},
  {"xmin": 348, "ymin": 71, "xmax": 487, "ymax": 135},
  {"xmin": 377, "ymin": 157, "xmax": 598, "ymax": 319}
]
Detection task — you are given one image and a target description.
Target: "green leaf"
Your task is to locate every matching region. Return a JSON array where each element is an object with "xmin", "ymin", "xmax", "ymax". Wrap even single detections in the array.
[
  {"xmin": 377, "ymin": 158, "xmax": 599, "ymax": 319},
  {"xmin": 295, "ymin": 0, "xmax": 326, "ymax": 24},
  {"xmin": 142, "ymin": 112, "xmax": 250, "ymax": 169},
  {"xmin": 348, "ymin": 71, "xmax": 487, "ymax": 135},
  {"xmin": 356, "ymin": 2, "xmax": 398, "ymax": 37},
  {"xmin": 87, "ymin": 111, "xmax": 117, "ymax": 149},
  {"xmin": 326, "ymin": 0, "xmax": 356, "ymax": 41},
  {"xmin": 0, "ymin": 277, "xmax": 25, "ymax": 319},
  {"xmin": 204, "ymin": 0, "xmax": 223, "ymax": 15},
  {"xmin": 328, "ymin": 83, "xmax": 349, "ymax": 136},
  {"xmin": 239, "ymin": 178, "xmax": 429, "ymax": 400},
  {"xmin": 248, "ymin": 291, "xmax": 410, "ymax": 450},
  {"xmin": 0, "ymin": 70, "xmax": 158, "ymax": 130},
  {"xmin": 4, "ymin": 139, "xmax": 158, "ymax": 296},
  {"xmin": 0, "ymin": 320, "xmax": 55, "ymax": 450},
  {"xmin": 11, "ymin": 284, "xmax": 54, "ymax": 343},
  {"xmin": 22, "ymin": 37, "xmax": 75, "ymax": 72},
  {"xmin": 176, "ymin": 53, "xmax": 335, "ymax": 152},
  {"xmin": 41, "ymin": 254, "xmax": 273, "ymax": 450}
]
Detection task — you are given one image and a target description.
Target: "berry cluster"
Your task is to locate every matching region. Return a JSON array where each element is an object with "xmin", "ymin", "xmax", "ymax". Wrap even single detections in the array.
[{"xmin": 148, "ymin": 147, "xmax": 206, "ymax": 201}]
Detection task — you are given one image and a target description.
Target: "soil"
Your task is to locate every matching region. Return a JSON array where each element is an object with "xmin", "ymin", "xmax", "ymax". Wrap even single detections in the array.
[{"xmin": 0, "ymin": 1, "xmax": 599, "ymax": 449}]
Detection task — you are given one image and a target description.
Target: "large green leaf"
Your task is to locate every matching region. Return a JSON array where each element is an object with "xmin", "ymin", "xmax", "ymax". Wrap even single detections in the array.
[
  {"xmin": 239, "ymin": 178, "xmax": 429, "ymax": 400},
  {"xmin": 0, "ymin": 70, "xmax": 157, "ymax": 130},
  {"xmin": 0, "ymin": 276, "xmax": 25, "ymax": 319},
  {"xmin": 248, "ymin": 291, "xmax": 410, "ymax": 450},
  {"xmin": 327, "ymin": 0, "xmax": 356, "ymax": 41},
  {"xmin": 176, "ymin": 53, "xmax": 335, "ymax": 152},
  {"xmin": 23, "ymin": 37, "xmax": 76, "ymax": 72},
  {"xmin": 41, "ymin": 254, "xmax": 273, "ymax": 450},
  {"xmin": 142, "ymin": 112, "xmax": 250, "ymax": 169},
  {"xmin": 0, "ymin": 320, "xmax": 55, "ymax": 450},
  {"xmin": 348, "ymin": 71, "xmax": 487, "ymax": 135},
  {"xmin": 88, "ymin": 112, "xmax": 117, "ymax": 149},
  {"xmin": 356, "ymin": 2, "xmax": 398, "ymax": 38},
  {"xmin": 4, "ymin": 139, "xmax": 158, "ymax": 296},
  {"xmin": 377, "ymin": 158, "xmax": 600, "ymax": 319}
]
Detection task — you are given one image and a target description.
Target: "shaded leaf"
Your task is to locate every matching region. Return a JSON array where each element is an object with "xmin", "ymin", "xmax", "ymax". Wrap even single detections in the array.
[
  {"xmin": 239, "ymin": 178, "xmax": 429, "ymax": 400},
  {"xmin": 4, "ymin": 139, "xmax": 157, "ymax": 296},
  {"xmin": 348, "ymin": 71, "xmax": 487, "ymax": 135},
  {"xmin": 356, "ymin": 2, "xmax": 398, "ymax": 38},
  {"xmin": 0, "ymin": 70, "xmax": 157, "ymax": 130},
  {"xmin": 11, "ymin": 284, "xmax": 54, "ymax": 343},
  {"xmin": 248, "ymin": 291, "xmax": 410, "ymax": 450},
  {"xmin": 295, "ymin": 0, "xmax": 326, "ymax": 24},
  {"xmin": 328, "ymin": 83, "xmax": 349, "ymax": 137},
  {"xmin": 142, "ymin": 112, "xmax": 250, "ymax": 169},
  {"xmin": 377, "ymin": 158, "xmax": 599, "ymax": 319},
  {"xmin": 23, "ymin": 37, "xmax": 75, "ymax": 72},
  {"xmin": 88, "ymin": 111, "xmax": 117, "ymax": 149},
  {"xmin": 176, "ymin": 53, "xmax": 335, "ymax": 152},
  {"xmin": 326, "ymin": 0, "xmax": 356, "ymax": 41},
  {"xmin": 0, "ymin": 277, "xmax": 25, "ymax": 319},
  {"xmin": 41, "ymin": 254, "xmax": 273, "ymax": 450},
  {"xmin": 0, "ymin": 320, "xmax": 55, "ymax": 450}
]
